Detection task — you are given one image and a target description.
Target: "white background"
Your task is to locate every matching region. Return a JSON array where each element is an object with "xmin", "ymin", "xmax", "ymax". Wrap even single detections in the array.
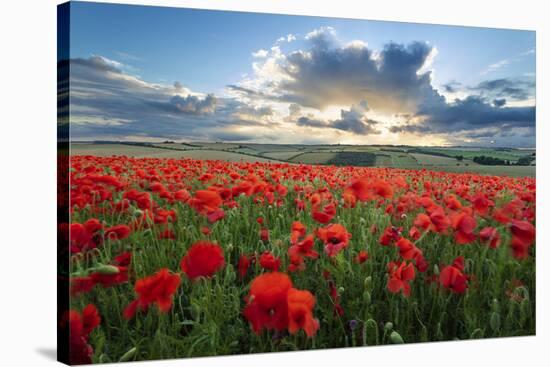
[{"xmin": 0, "ymin": 0, "xmax": 546, "ymax": 365}]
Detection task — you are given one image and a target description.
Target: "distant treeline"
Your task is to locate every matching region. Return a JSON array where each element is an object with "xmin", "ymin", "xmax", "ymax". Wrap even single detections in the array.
[{"xmin": 473, "ymin": 155, "xmax": 534, "ymax": 166}]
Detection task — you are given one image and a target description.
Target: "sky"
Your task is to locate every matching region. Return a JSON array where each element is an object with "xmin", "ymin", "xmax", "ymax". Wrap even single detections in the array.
[{"xmin": 60, "ymin": 1, "xmax": 536, "ymax": 147}]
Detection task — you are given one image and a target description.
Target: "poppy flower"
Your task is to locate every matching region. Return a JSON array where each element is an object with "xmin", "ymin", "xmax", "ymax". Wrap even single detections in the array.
[
  {"xmin": 312, "ymin": 202, "xmax": 336, "ymax": 224},
  {"xmin": 243, "ymin": 272, "xmax": 293, "ymax": 333},
  {"xmin": 68, "ymin": 304, "xmax": 101, "ymax": 365},
  {"xmin": 287, "ymin": 288, "xmax": 320, "ymax": 337},
  {"xmin": 510, "ymin": 220, "xmax": 536, "ymax": 259},
  {"xmin": 379, "ymin": 226, "xmax": 401, "ymax": 246},
  {"xmin": 288, "ymin": 234, "xmax": 318, "ymax": 272},
  {"xmin": 355, "ymin": 250, "xmax": 369, "ymax": 264},
  {"xmin": 387, "ymin": 261, "xmax": 415, "ymax": 297},
  {"xmin": 439, "ymin": 256, "xmax": 468, "ymax": 294},
  {"xmin": 238, "ymin": 254, "xmax": 253, "ymax": 278},
  {"xmin": 189, "ymin": 189, "xmax": 223, "ymax": 215},
  {"xmin": 479, "ymin": 227, "xmax": 500, "ymax": 248},
  {"xmin": 123, "ymin": 268, "xmax": 181, "ymax": 319},
  {"xmin": 181, "ymin": 241, "xmax": 225, "ymax": 280},
  {"xmin": 259, "ymin": 251, "xmax": 281, "ymax": 271},
  {"xmin": 396, "ymin": 237, "xmax": 423, "ymax": 260},
  {"xmin": 104, "ymin": 224, "xmax": 132, "ymax": 241},
  {"xmin": 317, "ymin": 224, "xmax": 351, "ymax": 257},
  {"xmin": 451, "ymin": 212, "xmax": 477, "ymax": 244}
]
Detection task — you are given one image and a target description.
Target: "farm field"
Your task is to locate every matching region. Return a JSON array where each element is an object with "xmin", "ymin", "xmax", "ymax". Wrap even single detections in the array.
[
  {"xmin": 71, "ymin": 143, "xmax": 536, "ymax": 177},
  {"xmin": 63, "ymin": 154, "xmax": 536, "ymax": 364}
]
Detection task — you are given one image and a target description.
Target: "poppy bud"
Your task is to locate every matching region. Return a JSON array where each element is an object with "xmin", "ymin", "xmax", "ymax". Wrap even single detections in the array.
[
  {"xmin": 338, "ymin": 286, "xmax": 345, "ymax": 293},
  {"xmin": 363, "ymin": 291, "xmax": 371, "ymax": 305},
  {"xmin": 227, "ymin": 243, "xmax": 234, "ymax": 251},
  {"xmin": 94, "ymin": 264, "xmax": 120, "ymax": 275},
  {"xmin": 390, "ymin": 331, "xmax": 404, "ymax": 344},
  {"xmin": 224, "ymin": 264, "xmax": 236, "ymax": 285},
  {"xmin": 118, "ymin": 347, "xmax": 137, "ymax": 362},
  {"xmin": 433, "ymin": 264, "xmax": 440, "ymax": 276},
  {"xmin": 490, "ymin": 312, "xmax": 501, "ymax": 332},
  {"xmin": 384, "ymin": 322, "xmax": 393, "ymax": 332},
  {"xmin": 364, "ymin": 276, "xmax": 372, "ymax": 290}
]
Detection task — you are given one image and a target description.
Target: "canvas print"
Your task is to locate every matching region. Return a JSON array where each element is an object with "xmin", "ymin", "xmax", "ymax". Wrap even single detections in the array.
[{"xmin": 57, "ymin": 1, "xmax": 536, "ymax": 365}]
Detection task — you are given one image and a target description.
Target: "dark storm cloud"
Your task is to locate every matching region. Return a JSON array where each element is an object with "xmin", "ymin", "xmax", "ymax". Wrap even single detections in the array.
[
  {"xmin": 470, "ymin": 78, "xmax": 535, "ymax": 100},
  {"xmin": 441, "ymin": 81, "xmax": 461, "ymax": 93},
  {"xmin": 493, "ymin": 98, "xmax": 507, "ymax": 107},
  {"xmin": 295, "ymin": 102, "xmax": 381, "ymax": 135},
  {"xmin": 416, "ymin": 95, "xmax": 535, "ymax": 133}
]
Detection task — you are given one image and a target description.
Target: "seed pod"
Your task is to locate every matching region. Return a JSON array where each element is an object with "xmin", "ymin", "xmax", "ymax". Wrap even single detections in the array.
[
  {"xmin": 119, "ymin": 347, "xmax": 137, "ymax": 362},
  {"xmin": 384, "ymin": 322, "xmax": 393, "ymax": 332},
  {"xmin": 490, "ymin": 312, "xmax": 501, "ymax": 332},
  {"xmin": 224, "ymin": 264, "xmax": 236, "ymax": 284},
  {"xmin": 364, "ymin": 276, "xmax": 372, "ymax": 291},
  {"xmin": 93, "ymin": 264, "xmax": 120, "ymax": 275},
  {"xmin": 364, "ymin": 319, "xmax": 379, "ymax": 346},
  {"xmin": 363, "ymin": 291, "xmax": 371, "ymax": 305},
  {"xmin": 433, "ymin": 264, "xmax": 440, "ymax": 276},
  {"xmin": 390, "ymin": 331, "xmax": 404, "ymax": 344}
]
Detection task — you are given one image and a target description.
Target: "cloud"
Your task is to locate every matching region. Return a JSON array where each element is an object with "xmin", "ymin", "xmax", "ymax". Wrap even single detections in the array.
[
  {"xmin": 252, "ymin": 49, "xmax": 269, "ymax": 58},
  {"xmin": 470, "ymin": 78, "xmax": 535, "ymax": 100},
  {"xmin": 236, "ymin": 27, "xmax": 438, "ymax": 114},
  {"xmin": 170, "ymin": 94, "xmax": 217, "ymax": 115},
  {"xmin": 295, "ymin": 101, "xmax": 381, "ymax": 135},
  {"xmin": 481, "ymin": 59, "xmax": 510, "ymax": 75},
  {"xmin": 64, "ymin": 56, "xmax": 273, "ymax": 141},
  {"xmin": 414, "ymin": 95, "xmax": 535, "ymax": 133}
]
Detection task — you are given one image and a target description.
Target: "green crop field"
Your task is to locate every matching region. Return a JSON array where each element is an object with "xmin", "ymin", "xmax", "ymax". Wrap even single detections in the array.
[{"xmin": 71, "ymin": 142, "xmax": 535, "ymax": 177}]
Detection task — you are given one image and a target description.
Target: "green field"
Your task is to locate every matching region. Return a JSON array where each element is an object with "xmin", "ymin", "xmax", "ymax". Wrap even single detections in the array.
[{"xmin": 71, "ymin": 142, "xmax": 535, "ymax": 177}]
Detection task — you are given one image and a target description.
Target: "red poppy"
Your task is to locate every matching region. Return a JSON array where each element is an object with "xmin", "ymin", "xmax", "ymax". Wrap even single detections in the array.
[
  {"xmin": 288, "ymin": 234, "xmax": 318, "ymax": 272},
  {"xmin": 189, "ymin": 189, "xmax": 223, "ymax": 215},
  {"xmin": 238, "ymin": 254, "xmax": 253, "ymax": 278},
  {"xmin": 287, "ymin": 288, "xmax": 320, "ymax": 337},
  {"xmin": 439, "ymin": 256, "xmax": 468, "ymax": 294},
  {"xmin": 451, "ymin": 212, "xmax": 477, "ymax": 244},
  {"xmin": 396, "ymin": 237, "xmax": 422, "ymax": 260},
  {"xmin": 355, "ymin": 250, "xmax": 369, "ymax": 264},
  {"xmin": 243, "ymin": 272, "xmax": 293, "ymax": 333},
  {"xmin": 479, "ymin": 227, "xmax": 501, "ymax": 248},
  {"xmin": 379, "ymin": 226, "xmax": 401, "ymax": 246},
  {"xmin": 317, "ymin": 224, "xmax": 351, "ymax": 257},
  {"xmin": 387, "ymin": 261, "xmax": 415, "ymax": 297},
  {"xmin": 510, "ymin": 220, "xmax": 535, "ymax": 259},
  {"xmin": 104, "ymin": 224, "xmax": 132, "ymax": 241},
  {"xmin": 312, "ymin": 202, "xmax": 336, "ymax": 224},
  {"xmin": 181, "ymin": 241, "xmax": 225, "ymax": 280},
  {"xmin": 123, "ymin": 268, "xmax": 181, "ymax": 319},
  {"xmin": 68, "ymin": 304, "xmax": 101, "ymax": 365},
  {"xmin": 259, "ymin": 251, "xmax": 281, "ymax": 271}
]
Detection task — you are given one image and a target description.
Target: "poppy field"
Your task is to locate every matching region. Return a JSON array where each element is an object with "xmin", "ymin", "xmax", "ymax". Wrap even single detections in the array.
[{"xmin": 62, "ymin": 155, "xmax": 536, "ymax": 364}]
